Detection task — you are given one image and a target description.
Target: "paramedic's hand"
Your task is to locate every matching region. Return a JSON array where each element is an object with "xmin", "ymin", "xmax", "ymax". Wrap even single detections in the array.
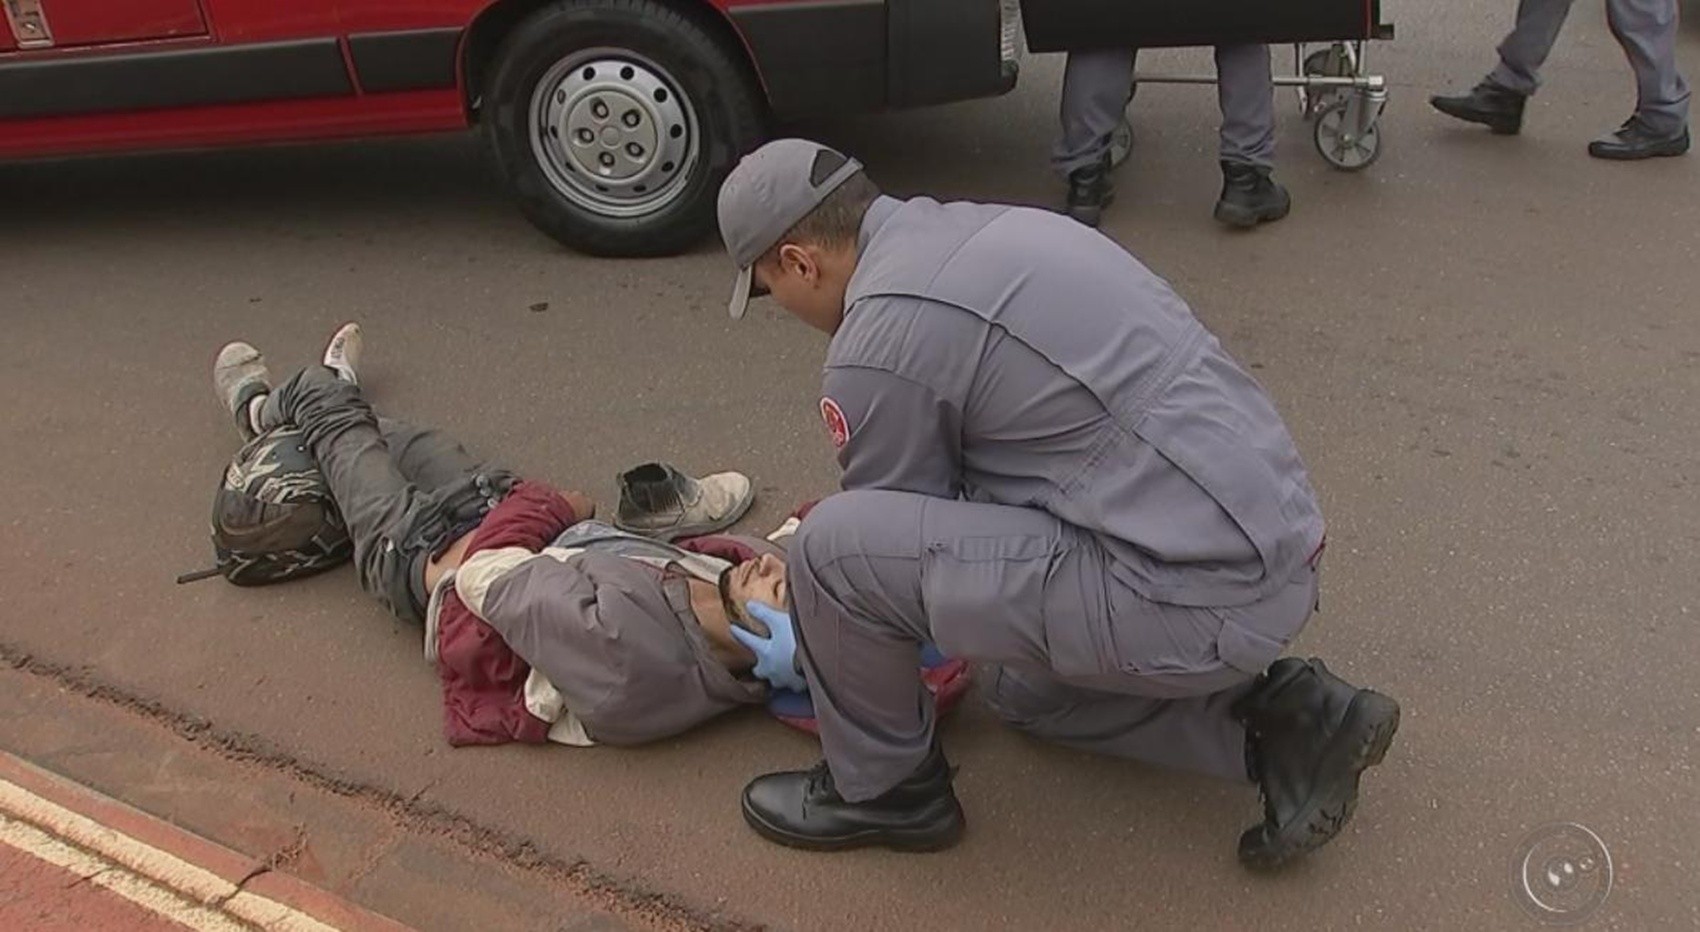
[{"xmin": 733, "ymin": 603, "xmax": 807, "ymax": 692}]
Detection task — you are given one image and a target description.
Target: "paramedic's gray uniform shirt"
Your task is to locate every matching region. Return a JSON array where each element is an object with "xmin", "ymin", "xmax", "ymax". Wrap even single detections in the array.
[{"xmin": 791, "ymin": 195, "xmax": 1327, "ymax": 800}]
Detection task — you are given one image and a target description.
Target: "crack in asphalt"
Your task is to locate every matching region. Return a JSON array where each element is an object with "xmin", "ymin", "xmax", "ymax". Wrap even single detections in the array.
[{"xmin": 1, "ymin": 640, "xmax": 760, "ymax": 932}]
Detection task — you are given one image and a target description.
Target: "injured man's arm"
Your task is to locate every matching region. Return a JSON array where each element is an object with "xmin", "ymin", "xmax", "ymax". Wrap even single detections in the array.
[
  {"xmin": 424, "ymin": 501, "xmax": 778, "ymax": 676},
  {"xmin": 422, "ymin": 488, "xmax": 596, "ymax": 593},
  {"xmin": 427, "ymin": 490, "xmax": 785, "ymax": 747}
]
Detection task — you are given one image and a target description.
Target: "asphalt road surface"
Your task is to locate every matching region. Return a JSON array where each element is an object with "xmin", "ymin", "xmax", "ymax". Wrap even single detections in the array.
[{"xmin": 3, "ymin": 2, "xmax": 1698, "ymax": 929}]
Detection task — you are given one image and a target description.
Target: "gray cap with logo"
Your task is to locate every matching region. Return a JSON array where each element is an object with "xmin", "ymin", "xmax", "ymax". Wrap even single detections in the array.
[{"xmin": 717, "ymin": 138, "xmax": 864, "ymax": 320}]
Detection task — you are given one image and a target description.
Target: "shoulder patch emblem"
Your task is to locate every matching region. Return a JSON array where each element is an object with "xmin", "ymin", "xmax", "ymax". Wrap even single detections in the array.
[{"xmin": 820, "ymin": 397, "xmax": 851, "ymax": 448}]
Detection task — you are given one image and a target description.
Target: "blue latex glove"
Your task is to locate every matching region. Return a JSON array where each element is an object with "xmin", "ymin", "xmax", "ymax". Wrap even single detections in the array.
[{"xmin": 732, "ymin": 602, "xmax": 808, "ymax": 693}]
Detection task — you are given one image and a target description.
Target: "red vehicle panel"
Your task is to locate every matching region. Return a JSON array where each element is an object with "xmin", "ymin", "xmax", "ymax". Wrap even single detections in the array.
[
  {"xmin": 34, "ymin": 0, "xmax": 207, "ymax": 47},
  {"xmin": 1, "ymin": 0, "xmax": 1018, "ymax": 255}
]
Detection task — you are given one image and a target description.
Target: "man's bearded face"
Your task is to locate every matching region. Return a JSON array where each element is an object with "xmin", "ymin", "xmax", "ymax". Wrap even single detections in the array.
[{"xmin": 718, "ymin": 553, "xmax": 788, "ymax": 635}]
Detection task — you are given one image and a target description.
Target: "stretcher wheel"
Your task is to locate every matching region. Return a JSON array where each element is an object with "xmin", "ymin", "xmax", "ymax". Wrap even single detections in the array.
[{"xmin": 1313, "ymin": 100, "xmax": 1382, "ymax": 171}]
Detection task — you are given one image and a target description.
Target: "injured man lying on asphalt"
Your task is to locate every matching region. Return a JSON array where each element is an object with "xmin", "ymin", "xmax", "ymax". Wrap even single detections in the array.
[{"xmin": 205, "ymin": 324, "xmax": 967, "ymax": 748}]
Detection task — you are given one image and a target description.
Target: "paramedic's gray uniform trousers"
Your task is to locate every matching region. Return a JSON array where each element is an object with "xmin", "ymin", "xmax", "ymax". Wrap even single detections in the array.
[
  {"xmin": 791, "ymin": 491, "xmax": 1320, "ymax": 802},
  {"xmin": 1053, "ymin": 45, "xmax": 1276, "ymax": 175},
  {"xmin": 262, "ymin": 366, "xmax": 514, "ymax": 623},
  {"xmin": 1489, "ymin": 0, "xmax": 1689, "ymax": 134}
]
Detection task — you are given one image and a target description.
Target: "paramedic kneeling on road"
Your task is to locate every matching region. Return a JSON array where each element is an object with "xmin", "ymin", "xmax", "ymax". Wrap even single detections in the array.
[{"xmin": 715, "ymin": 139, "xmax": 1401, "ymax": 868}]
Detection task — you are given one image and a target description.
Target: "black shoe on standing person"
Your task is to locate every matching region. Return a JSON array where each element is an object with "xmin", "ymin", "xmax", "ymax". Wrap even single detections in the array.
[
  {"xmin": 1430, "ymin": 81, "xmax": 1528, "ymax": 135},
  {"xmin": 1065, "ymin": 152, "xmax": 1114, "ymax": 228},
  {"xmin": 1213, "ymin": 161, "xmax": 1291, "ymax": 229},
  {"xmin": 1587, "ymin": 116, "xmax": 1690, "ymax": 160}
]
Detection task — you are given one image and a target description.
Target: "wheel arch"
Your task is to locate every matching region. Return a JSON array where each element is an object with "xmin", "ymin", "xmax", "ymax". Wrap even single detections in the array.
[{"xmin": 457, "ymin": 0, "xmax": 768, "ymax": 123}]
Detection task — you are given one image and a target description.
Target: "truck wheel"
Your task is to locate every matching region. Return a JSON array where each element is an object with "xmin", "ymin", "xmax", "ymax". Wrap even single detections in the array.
[{"xmin": 482, "ymin": 0, "xmax": 764, "ymax": 257}]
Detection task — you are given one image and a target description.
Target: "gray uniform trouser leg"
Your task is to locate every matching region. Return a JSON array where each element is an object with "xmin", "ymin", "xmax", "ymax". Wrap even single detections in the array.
[
  {"xmin": 1054, "ymin": 49, "xmax": 1136, "ymax": 176},
  {"xmin": 1490, "ymin": 0, "xmax": 1689, "ymax": 134},
  {"xmin": 789, "ymin": 490, "xmax": 1317, "ymax": 802},
  {"xmin": 1053, "ymin": 45, "xmax": 1276, "ymax": 176},
  {"xmin": 260, "ymin": 366, "xmax": 514, "ymax": 623}
]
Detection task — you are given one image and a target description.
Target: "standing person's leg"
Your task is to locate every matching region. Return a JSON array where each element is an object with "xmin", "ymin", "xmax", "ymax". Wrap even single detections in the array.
[
  {"xmin": 1212, "ymin": 44, "xmax": 1289, "ymax": 228},
  {"xmin": 1489, "ymin": 0, "xmax": 1577, "ymax": 96},
  {"xmin": 1431, "ymin": 0, "xmax": 1570, "ymax": 133},
  {"xmin": 1609, "ymin": 0, "xmax": 1690, "ymax": 135},
  {"xmin": 1588, "ymin": 0, "xmax": 1691, "ymax": 157},
  {"xmin": 1053, "ymin": 48, "xmax": 1136, "ymax": 226},
  {"xmin": 1216, "ymin": 44, "xmax": 1276, "ymax": 169}
]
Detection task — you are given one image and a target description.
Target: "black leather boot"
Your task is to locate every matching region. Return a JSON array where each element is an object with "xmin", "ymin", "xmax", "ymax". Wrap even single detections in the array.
[
  {"xmin": 1213, "ymin": 161, "xmax": 1291, "ymax": 229},
  {"xmin": 1588, "ymin": 117, "xmax": 1691, "ymax": 160},
  {"xmin": 741, "ymin": 745, "xmax": 965, "ymax": 851},
  {"xmin": 1233, "ymin": 658, "xmax": 1400, "ymax": 870},
  {"xmin": 1430, "ymin": 81, "xmax": 1527, "ymax": 135},
  {"xmin": 1065, "ymin": 153, "xmax": 1114, "ymax": 228}
]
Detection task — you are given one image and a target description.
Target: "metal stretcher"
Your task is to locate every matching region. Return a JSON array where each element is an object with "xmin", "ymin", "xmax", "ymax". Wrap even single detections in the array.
[{"xmin": 1021, "ymin": 0, "xmax": 1396, "ymax": 171}]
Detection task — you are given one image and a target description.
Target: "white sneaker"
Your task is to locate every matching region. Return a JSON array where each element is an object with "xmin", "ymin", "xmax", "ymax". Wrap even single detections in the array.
[
  {"xmin": 323, "ymin": 322, "xmax": 362, "ymax": 384},
  {"xmin": 213, "ymin": 341, "xmax": 271, "ymax": 440},
  {"xmin": 614, "ymin": 463, "xmax": 755, "ymax": 541}
]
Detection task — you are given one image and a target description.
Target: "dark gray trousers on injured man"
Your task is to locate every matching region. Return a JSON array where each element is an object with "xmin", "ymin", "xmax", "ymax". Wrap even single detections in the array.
[
  {"xmin": 789, "ymin": 490, "xmax": 1319, "ymax": 802},
  {"xmin": 259, "ymin": 365, "xmax": 515, "ymax": 624}
]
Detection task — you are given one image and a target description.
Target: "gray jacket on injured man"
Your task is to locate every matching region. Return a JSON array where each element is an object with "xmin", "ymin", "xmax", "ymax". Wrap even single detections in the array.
[{"xmin": 425, "ymin": 509, "xmax": 771, "ymax": 747}]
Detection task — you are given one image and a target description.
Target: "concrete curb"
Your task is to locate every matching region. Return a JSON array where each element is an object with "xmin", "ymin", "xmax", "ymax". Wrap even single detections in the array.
[{"xmin": 0, "ymin": 750, "xmax": 412, "ymax": 932}]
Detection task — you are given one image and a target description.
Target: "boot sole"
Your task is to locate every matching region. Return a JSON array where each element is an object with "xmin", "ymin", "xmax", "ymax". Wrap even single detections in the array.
[
  {"xmin": 1066, "ymin": 186, "xmax": 1116, "ymax": 228},
  {"xmin": 1213, "ymin": 197, "xmax": 1291, "ymax": 229},
  {"xmin": 1587, "ymin": 140, "xmax": 1690, "ymax": 160},
  {"xmin": 1430, "ymin": 100, "xmax": 1522, "ymax": 135},
  {"xmin": 1067, "ymin": 194, "xmax": 1114, "ymax": 228},
  {"xmin": 1239, "ymin": 690, "xmax": 1400, "ymax": 871},
  {"xmin": 740, "ymin": 796, "xmax": 966, "ymax": 853}
]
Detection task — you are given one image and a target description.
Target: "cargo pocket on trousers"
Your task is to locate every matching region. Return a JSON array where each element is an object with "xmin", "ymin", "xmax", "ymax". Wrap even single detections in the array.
[
  {"xmin": 919, "ymin": 535, "xmax": 1058, "ymax": 669},
  {"xmin": 1214, "ymin": 615, "xmax": 1285, "ymax": 675}
]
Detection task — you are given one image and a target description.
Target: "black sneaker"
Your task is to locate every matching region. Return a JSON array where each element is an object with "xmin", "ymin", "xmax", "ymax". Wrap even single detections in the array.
[
  {"xmin": 1588, "ymin": 117, "xmax": 1690, "ymax": 160},
  {"xmin": 1430, "ymin": 81, "xmax": 1527, "ymax": 135},
  {"xmin": 1233, "ymin": 657, "xmax": 1400, "ymax": 870},
  {"xmin": 1065, "ymin": 153, "xmax": 1114, "ymax": 228},
  {"xmin": 1214, "ymin": 161, "xmax": 1291, "ymax": 229},
  {"xmin": 741, "ymin": 745, "xmax": 966, "ymax": 852}
]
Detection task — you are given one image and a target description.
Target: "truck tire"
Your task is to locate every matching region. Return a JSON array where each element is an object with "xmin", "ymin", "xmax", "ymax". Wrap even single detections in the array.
[{"xmin": 483, "ymin": 0, "xmax": 764, "ymax": 256}]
